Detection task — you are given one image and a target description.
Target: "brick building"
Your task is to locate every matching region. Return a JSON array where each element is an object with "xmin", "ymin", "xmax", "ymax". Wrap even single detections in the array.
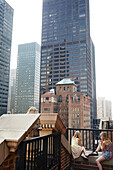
[
  {"xmin": 56, "ymin": 79, "xmax": 77, "ymax": 127},
  {"xmin": 41, "ymin": 78, "xmax": 90, "ymax": 128},
  {"xmin": 41, "ymin": 90, "xmax": 57, "ymax": 113},
  {"xmin": 69, "ymin": 91, "xmax": 90, "ymax": 128}
]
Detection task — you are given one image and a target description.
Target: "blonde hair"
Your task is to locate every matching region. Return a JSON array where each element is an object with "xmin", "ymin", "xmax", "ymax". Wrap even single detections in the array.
[
  {"xmin": 100, "ymin": 132, "xmax": 111, "ymax": 144},
  {"xmin": 74, "ymin": 131, "xmax": 80, "ymax": 138},
  {"xmin": 27, "ymin": 106, "xmax": 38, "ymax": 114}
]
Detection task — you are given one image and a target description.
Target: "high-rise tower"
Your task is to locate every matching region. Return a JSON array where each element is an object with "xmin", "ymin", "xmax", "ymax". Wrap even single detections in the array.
[
  {"xmin": 91, "ymin": 38, "xmax": 97, "ymax": 120},
  {"xmin": 41, "ymin": 0, "xmax": 96, "ymax": 127},
  {"xmin": 8, "ymin": 69, "xmax": 16, "ymax": 114},
  {"xmin": 0, "ymin": 0, "xmax": 14, "ymax": 116},
  {"xmin": 15, "ymin": 42, "xmax": 41, "ymax": 113}
]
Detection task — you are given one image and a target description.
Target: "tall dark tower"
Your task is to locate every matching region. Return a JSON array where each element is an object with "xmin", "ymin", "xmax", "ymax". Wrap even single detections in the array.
[
  {"xmin": 41, "ymin": 0, "xmax": 96, "ymax": 127},
  {"xmin": 0, "ymin": 0, "xmax": 14, "ymax": 116}
]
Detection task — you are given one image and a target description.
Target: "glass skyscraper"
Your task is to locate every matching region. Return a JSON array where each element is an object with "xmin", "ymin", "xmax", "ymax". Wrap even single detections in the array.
[
  {"xmin": 0, "ymin": 0, "xmax": 14, "ymax": 116},
  {"xmin": 91, "ymin": 38, "xmax": 97, "ymax": 120},
  {"xmin": 8, "ymin": 69, "xmax": 16, "ymax": 114},
  {"xmin": 41, "ymin": 0, "xmax": 96, "ymax": 127},
  {"xmin": 15, "ymin": 42, "xmax": 41, "ymax": 114}
]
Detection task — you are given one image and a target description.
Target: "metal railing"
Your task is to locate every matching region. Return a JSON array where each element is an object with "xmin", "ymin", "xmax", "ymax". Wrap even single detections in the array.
[
  {"xmin": 65, "ymin": 128, "xmax": 113, "ymax": 152},
  {"xmin": 19, "ymin": 132, "xmax": 61, "ymax": 170}
]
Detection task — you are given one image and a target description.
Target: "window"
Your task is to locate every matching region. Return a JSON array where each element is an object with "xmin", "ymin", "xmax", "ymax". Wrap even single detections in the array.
[
  {"xmin": 44, "ymin": 108, "xmax": 50, "ymax": 111},
  {"xmin": 59, "ymin": 95, "xmax": 62, "ymax": 102},
  {"xmin": 75, "ymin": 97, "xmax": 77, "ymax": 102},
  {"xmin": 66, "ymin": 95, "xmax": 69, "ymax": 102}
]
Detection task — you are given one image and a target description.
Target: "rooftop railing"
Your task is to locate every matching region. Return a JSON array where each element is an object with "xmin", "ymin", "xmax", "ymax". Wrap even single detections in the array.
[
  {"xmin": 19, "ymin": 128, "xmax": 113, "ymax": 170},
  {"xmin": 19, "ymin": 132, "xmax": 61, "ymax": 170},
  {"xmin": 65, "ymin": 128, "xmax": 113, "ymax": 151}
]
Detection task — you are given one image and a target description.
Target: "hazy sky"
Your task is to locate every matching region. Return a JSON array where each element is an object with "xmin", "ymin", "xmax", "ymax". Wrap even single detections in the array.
[{"xmin": 6, "ymin": 0, "xmax": 113, "ymax": 108}]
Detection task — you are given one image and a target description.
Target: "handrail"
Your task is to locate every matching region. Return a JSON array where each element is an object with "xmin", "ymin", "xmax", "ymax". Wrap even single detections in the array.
[
  {"xmin": 23, "ymin": 132, "xmax": 59, "ymax": 142},
  {"xmin": 19, "ymin": 132, "xmax": 61, "ymax": 170},
  {"xmin": 65, "ymin": 128, "xmax": 113, "ymax": 152}
]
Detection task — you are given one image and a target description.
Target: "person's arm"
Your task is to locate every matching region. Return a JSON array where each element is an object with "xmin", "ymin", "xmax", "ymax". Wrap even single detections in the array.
[
  {"xmin": 102, "ymin": 141, "xmax": 105, "ymax": 153},
  {"xmin": 78, "ymin": 138, "xmax": 83, "ymax": 147},
  {"xmin": 96, "ymin": 140, "xmax": 103, "ymax": 152}
]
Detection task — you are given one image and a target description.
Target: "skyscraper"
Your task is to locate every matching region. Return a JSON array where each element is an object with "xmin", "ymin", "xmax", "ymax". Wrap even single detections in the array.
[
  {"xmin": 97, "ymin": 97, "xmax": 112, "ymax": 120},
  {"xmin": 41, "ymin": 0, "xmax": 96, "ymax": 127},
  {"xmin": 0, "ymin": 0, "xmax": 14, "ymax": 116},
  {"xmin": 8, "ymin": 69, "xmax": 16, "ymax": 114},
  {"xmin": 91, "ymin": 38, "xmax": 97, "ymax": 120},
  {"xmin": 15, "ymin": 42, "xmax": 41, "ymax": 114}
]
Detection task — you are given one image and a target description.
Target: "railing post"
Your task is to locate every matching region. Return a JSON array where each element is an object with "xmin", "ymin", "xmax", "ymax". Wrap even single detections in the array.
[
  {"xmin": 43, "ymin": 138, "xmax": 48, "ymax": 170},
  {"xmin": 92, "ymin": 130, "xmax": 95, "ymax": 152},
  {"xmin": 19, "ymin": 142, "xmax": 26, "ymax": 170},
  {"xmin": 86, "ymin": 130, "xmax": 87, "ymax": 149},
  {"xmin": 89, "ymin": 130, "xmax": 91, "ymax": 149},
  {"xmin": 65, "ymin": 128, "xmax": 68, "ymax": 140},
  {"xmin": 58, "ymin": 132, "xmax": 61, "ymax": 170}
]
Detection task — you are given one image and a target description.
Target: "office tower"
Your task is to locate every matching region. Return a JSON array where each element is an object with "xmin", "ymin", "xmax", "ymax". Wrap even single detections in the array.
[
  {"xmin": 41, "ymin": 0, "xmax": 96, "ymax": 127},
  {"xmin": 97, "ymin": 97, "xmax": 106, "ymax": 120},
  {"xmin": 91, "ymin": 39, "xmax": 97, "ymax": 120},
  {"xmin": 8, "ymin": 69, "xmax": 16, "ymax": 114},
  {"xmin": 15, "ymin": 42, "xmax": 41, "ymax": 114},
  {"xmin": 97, "ymin": 97, "xmax": 112, "ymax": 120},
  {"xmin": 106, "ymin": 100, "xmax": 112, "ymax": 120},
  {"xmin": 0, "ymin": 0, "xmax": 14, "ymax": 116}
]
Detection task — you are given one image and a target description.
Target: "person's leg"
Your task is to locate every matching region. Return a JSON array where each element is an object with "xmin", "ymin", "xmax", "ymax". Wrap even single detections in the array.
[
  {"xmin": 82, "ymin": 147, "xmax": 88, "ymax": 156},
  {"xmin": 96, "ymin": 156, "xmax": 106, "ymax": 170}
]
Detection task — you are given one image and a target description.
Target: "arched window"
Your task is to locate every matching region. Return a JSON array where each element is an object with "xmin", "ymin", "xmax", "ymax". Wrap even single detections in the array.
[
  {"xmin": 59, "ymin": 95, "xmax": 62, "ymax": 102},
  {"xmin": 77, "ymin": 95, "xmax": 80, "ymax": 101},
  {"xmin": 75, "ymin": 97, "xmax": 77, "ymax": 102},
  {"xmin": 71, "ymin": 97, "xmax": 73, "ymax": 102},
  {"xmin": 66, "ymin": 95, "xmax": 69, "ymax": 102}
]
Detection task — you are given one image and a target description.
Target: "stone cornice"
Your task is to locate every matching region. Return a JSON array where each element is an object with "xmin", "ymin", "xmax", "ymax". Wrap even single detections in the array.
[{"xmin": 40, "ymin": 113, "xmax": 66, "ymax": 134}]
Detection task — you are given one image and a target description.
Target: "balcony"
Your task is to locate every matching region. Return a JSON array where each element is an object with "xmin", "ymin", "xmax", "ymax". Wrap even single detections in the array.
[
  {"xmin": 0, "ymin": 113, "xmax": 113, "ymax": 170},
  {"xmin": 18, "ymin": 129, "xmax": 113, "ymax": 170}
]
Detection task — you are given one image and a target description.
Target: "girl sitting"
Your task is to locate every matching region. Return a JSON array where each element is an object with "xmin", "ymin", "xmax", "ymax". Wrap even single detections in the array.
[
  {"xmin": 96, "ymin": 132, "xmax": 113, "ymax": 170},
  {"xmin": 71, "ymin": 131, "xmax": 88, "ymax": 159}
]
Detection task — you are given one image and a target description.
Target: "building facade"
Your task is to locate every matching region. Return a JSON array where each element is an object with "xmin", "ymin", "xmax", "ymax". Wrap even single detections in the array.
[
  {"xmin": 56, "ymin": 78, "xmax": 90, "ymax": 128},
  {"xmin": 56, "ymin": 79, "xmax": 77, "ymax": 127},
  {"xmin": 8, "ymin": 69, "xmax": 16, "ymax": 114},
  {"xmin": 15, "ymin": 42, "xmax": 41, "ymax": 113},
  {"xmin": 41, "ymin": 0, "xmax": 96, "ymax": 127},
  {"xmin": 0, "ymin": 0, "xmax": 14, "ymax": 116},
  {"xmin": 41, "ymin": 78, "xmax": 90, "ymax": 128},
  {"xmin": 91, "ymin": 39, "xmax": 97, "ymax": 120},
  {"xmin": 97, "ymin": 97, "xmax": 112, "ymax": 120},
  {"xmin": 41, "ymin": 90, "xmax": 57, "ymax": 113},
  {"xmin": 69, "ymin": 91, "xmax": 90, "ymax": 128},
  {"xmin": 106, "ymin": 100, "xmax": 112, "ymax": 120}
]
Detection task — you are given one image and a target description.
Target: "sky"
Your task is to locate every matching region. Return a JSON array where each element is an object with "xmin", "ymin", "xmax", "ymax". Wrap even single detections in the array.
[{"xmin": 6, "ymin": 0, "xmax": 113, "ymax": 109}]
